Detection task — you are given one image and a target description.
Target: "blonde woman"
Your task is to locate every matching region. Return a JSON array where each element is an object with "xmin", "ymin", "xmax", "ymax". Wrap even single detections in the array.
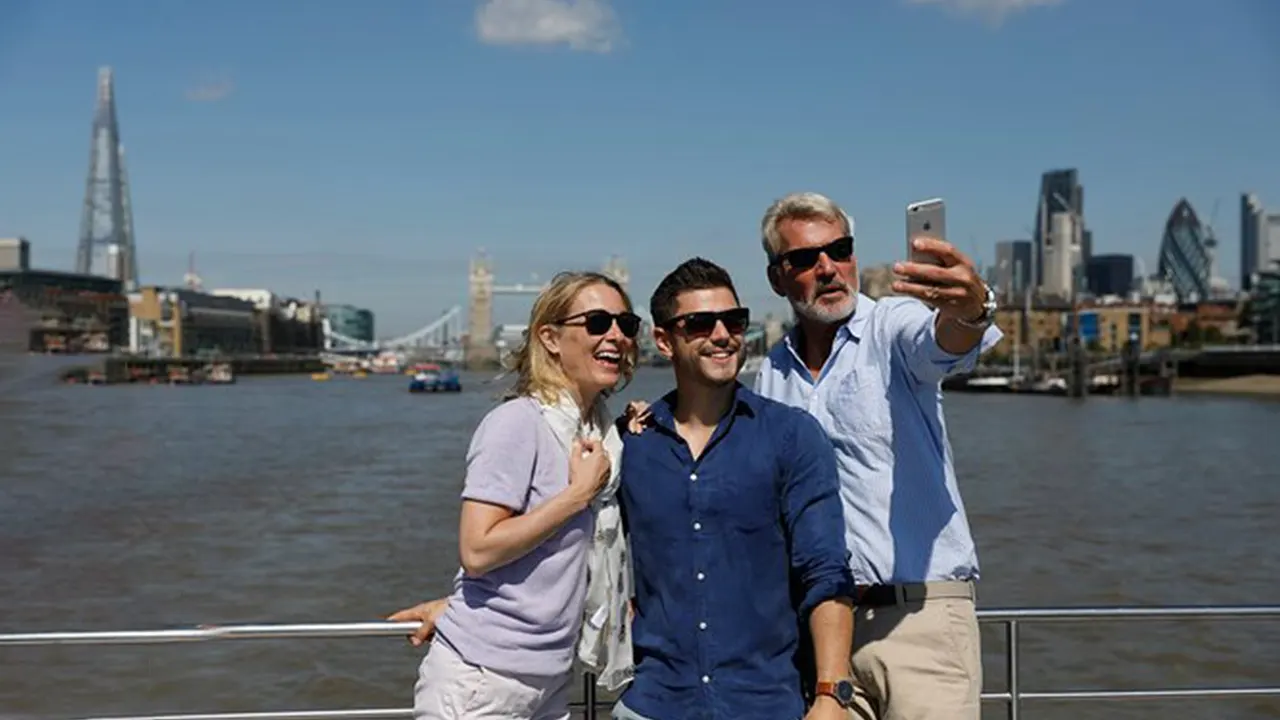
[{"xmin": 390, "ymin": 271, "xmax": 640, "ymax": 719}]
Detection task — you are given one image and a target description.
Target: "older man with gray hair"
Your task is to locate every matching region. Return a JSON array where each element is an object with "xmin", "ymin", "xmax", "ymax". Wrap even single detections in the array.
[{"xmin": 753, "ymin": 191, "xmax": 1001, "ymax": 719}]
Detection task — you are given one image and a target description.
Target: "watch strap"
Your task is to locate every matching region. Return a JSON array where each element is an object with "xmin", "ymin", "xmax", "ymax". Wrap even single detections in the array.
[
  {"xmin": 953, "ymin": 283, "xmax": 996, "ymax": 329},
  {"xmin": 814, "ymin": 679, "xmax": 855, "ymax": 708}
]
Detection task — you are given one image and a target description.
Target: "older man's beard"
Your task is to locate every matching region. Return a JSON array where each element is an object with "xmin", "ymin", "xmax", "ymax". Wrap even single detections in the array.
[{"xmin": 790, "ymin": 279, "xmax": 858, "ymax": 325}]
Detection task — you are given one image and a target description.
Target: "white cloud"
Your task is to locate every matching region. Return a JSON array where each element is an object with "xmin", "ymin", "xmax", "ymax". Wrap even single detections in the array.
[
  {"xmin": 185, "ymin": 76, "xmax": 235, "ymax": 103},
  {"xmin": 475, "ymin": 0, "xmax": 621, "ymax": 52},
  {"xmin": 904, "ymin": 0, "xmax": 1064, "ymax": 25}
]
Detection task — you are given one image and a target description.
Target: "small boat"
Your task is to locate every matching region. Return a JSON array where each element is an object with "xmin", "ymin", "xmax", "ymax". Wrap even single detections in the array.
[
  {"xmin": 311, "ymin": 372, "xmax": 331, "ymax": 381},
  {"xmin": 207, "ymin": 363, "xmax": 235, "ymax": 384},
  {"xmin": 959, "ymin": 376, "xmax": 1013, "ymax": 393},
  {"xmin": 408, "ymin": 363, "xmax": 461, "ymax": 393}
]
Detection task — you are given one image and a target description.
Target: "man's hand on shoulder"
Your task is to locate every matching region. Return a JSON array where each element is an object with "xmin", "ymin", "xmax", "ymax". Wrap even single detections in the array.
[{"xmin": 621, "ymin": 400, "xmax": 652, "ymax": 435}]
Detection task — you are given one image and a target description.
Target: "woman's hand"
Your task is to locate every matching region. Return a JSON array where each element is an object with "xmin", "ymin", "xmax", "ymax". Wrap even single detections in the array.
[
  {"xmin": 386, "ymin": 596, "xmax": 449, "ymax": 646},
  {"xmin": 567, "ymin": 436, "xmax": 611, "ymax": 506}
]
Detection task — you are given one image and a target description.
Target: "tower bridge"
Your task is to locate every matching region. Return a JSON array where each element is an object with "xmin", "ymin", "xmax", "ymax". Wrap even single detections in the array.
[
  {"xmin": 321, "ymin": 250, "xmax": 774, "ymax": 368},
  {"xmin": 321, "ymin": 252, "xmax": 634, "ymax": 366},
  {"xmin": 465, "ymin": 251, "xmax": 632, "ymax": 367},
  {"xmin": 322, "ymin": 305, "xmax": 464, "ymax": 358}
]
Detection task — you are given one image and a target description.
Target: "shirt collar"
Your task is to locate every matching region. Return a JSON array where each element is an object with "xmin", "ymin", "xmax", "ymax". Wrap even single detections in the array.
[
  {"xmin": 844, "ymin": 292, "xmax": 875, "ymax": 340},
  {"xmin": 648, "ymin": 381, "xmax": 759, "ymax": 432}
]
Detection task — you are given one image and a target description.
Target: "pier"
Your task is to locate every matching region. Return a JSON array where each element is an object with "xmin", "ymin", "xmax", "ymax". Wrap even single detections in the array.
[
  {"xmin": 59, "ymin": 354, "xmax": 326, "ymax": 384},
  {"xmin": 946, "ymin": 344, "xmax": 1280, "ymax": 399}
]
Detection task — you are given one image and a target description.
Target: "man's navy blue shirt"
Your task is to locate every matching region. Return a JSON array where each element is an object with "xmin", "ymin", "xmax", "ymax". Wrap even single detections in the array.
[{"xmin": 617, "ymin": 383, "xmax": 855, "ymax": 720}]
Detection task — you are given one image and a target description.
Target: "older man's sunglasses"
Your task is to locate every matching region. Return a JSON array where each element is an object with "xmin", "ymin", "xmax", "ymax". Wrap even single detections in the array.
[
  {"xmin": 556, "ymin": 309, "xmax": 642, "ymax": 337},
  {"xmin": 665, "ymin": 307, "xmax": 750, "ymax": 337},
  {"xmin": 770, "ymin": 235, "xmax": 854, "ymax": 271}
]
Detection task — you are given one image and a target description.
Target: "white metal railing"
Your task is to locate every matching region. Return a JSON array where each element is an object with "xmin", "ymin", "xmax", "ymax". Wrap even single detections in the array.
[{"xmin": 3, "ymin": 606, "xmax": 1279, "ymax": 720}]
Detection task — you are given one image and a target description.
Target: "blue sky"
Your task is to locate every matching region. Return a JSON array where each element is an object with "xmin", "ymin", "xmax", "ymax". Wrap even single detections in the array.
[{"xmin": 1, "ymin": 0, "xmax": 1277, "ymax": 336}]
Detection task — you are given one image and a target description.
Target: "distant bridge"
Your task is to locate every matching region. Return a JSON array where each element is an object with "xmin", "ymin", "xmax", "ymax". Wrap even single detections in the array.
[
  {"xmin": 465, "ymin": 252, "xmax": 631, "ymax": 366},
  {"xmin": 323, "ymin": 305, "xmax": 463, "ymax": 355},
  {"xmin": 321, "ymin": 250, "xmax": 783, "ymax": 366}
]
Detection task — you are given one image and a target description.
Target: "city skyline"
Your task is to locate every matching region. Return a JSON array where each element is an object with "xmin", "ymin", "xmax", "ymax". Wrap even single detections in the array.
[{"xmin": 1, "ymin": 0, "xmax": 1277, "ymax": 334}]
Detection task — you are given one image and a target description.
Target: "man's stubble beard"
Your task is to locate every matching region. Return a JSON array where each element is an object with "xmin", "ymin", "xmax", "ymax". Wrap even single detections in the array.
[
  {"xmin": 790, "ymin": 275, "xmax": 859, "ymax": 326},
  {"xmin": 674, "ymin": 351, "xmax": 741, "ymax": 390}
]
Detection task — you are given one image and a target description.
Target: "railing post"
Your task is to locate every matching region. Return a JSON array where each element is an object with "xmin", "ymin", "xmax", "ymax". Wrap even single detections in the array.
[
  {"xmin": 1007, "ymin": 620, "xmax": 1021, "ymax": 720},
  {"xmin": 583, "ymin": 672, "xmax": 597, "ymax": 718}
]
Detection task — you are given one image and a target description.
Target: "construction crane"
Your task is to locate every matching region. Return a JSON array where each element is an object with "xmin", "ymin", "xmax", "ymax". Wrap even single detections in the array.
[{"xmin": 1203, "ymin": 197, "xmax": 1227, "ymax": 297}]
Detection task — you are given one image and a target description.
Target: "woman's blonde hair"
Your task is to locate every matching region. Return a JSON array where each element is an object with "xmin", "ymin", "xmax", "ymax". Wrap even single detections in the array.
[{"xmin": 504, "ymin": 270, "xmax": 639, "ymax": 405}]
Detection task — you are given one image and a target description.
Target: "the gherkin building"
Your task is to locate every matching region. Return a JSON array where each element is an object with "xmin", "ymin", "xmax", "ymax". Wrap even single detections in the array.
[{"xmin": 1158, "ymin": 198, "xmax": 1211, "ymax": 302}]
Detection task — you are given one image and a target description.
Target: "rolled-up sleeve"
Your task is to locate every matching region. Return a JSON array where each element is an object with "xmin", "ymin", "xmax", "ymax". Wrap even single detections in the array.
[
  {"xmin": 779, "ymin": 408, "xmax": 855, "ymax": 618},
  {"xmin": 886, "ymin": 297, "xmax": 1003, "ymax": 386}
]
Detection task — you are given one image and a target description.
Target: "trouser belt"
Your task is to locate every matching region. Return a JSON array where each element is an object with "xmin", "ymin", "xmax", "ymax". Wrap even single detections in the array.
[{"xmin": 854, "ymin": 579, "xmax": 975, "ymax": 607}]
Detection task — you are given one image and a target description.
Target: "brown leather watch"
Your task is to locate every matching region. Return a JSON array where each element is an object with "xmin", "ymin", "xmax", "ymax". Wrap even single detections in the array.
[{"xmin": 814, "ymin": 678, "xmax": 856, "ymax": 708}]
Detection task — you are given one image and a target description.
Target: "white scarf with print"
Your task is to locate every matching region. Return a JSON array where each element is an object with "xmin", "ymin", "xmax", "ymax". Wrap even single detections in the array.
[{"xmin": 535, "ymin": 391, "xmax": 634, "ymax": 690}]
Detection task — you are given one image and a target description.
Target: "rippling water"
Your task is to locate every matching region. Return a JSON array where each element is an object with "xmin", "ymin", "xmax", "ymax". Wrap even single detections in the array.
[{"xmin": 2, "ymin": 357, "xmax": 1278, "ymax": 719}]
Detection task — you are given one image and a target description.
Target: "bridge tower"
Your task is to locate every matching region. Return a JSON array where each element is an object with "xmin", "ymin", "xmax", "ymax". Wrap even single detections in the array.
[
  {"xmin": 466, "ymin": 251, "xmax": 497, "ymax": 368},
  {"xmin": 75, "ymin": 67, "xmax": 139, "ymax": 291},
  {"xmin": 603, "ymin": 255, "xmax": 629, "ymax": 294},
  {"xmin": 464, "ymin": 252, "xmax": 629, "ymax": 368}
]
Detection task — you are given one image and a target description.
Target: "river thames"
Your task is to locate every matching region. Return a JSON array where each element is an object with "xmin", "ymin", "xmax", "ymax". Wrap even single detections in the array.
[{"xmin": 2, "ymin": 359, "xmax": 1278, "ymax": 719}]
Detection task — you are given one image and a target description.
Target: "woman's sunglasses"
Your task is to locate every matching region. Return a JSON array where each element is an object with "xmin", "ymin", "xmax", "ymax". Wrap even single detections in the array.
[
  {"xmin": 665, "ymin": 307, "xmax": 750, "ymax": 337},
  {"xmin": 769, "ymin": 235, "xmax": 854, "ymax": 271},
  {"xmin": 556, "ymin": 309, "xmax": 642, "ymax": 338}
]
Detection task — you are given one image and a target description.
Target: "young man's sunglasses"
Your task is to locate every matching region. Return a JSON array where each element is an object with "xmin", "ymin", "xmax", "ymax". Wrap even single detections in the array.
[
  {"xmin": 555, "ymin": 309, "xmax": 642, "ymax": 337},
  {"xmin": 769, "ymin": 235, "xmax": 854, "ymax": 271},
  {"xmin": 664, "ymin": 307, "xmax": 750, "ymax": 337}
]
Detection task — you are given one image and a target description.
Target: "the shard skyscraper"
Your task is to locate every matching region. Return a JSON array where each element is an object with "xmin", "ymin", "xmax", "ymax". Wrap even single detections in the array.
[{"xmin": 75, "ymin": 67, "xmax": 139, "ymax": 290}]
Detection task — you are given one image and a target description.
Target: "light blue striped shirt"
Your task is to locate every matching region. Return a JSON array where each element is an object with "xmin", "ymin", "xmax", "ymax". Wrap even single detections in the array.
[{"xmin": 753, "ymin": 293, "xmax": 1002, "ymax": 586}]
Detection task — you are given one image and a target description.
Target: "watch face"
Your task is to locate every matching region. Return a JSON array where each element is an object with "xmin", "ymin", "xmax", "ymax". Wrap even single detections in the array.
[{"xmin": 836, "ymin": 679, "xmax": 855, "ymax": 704}]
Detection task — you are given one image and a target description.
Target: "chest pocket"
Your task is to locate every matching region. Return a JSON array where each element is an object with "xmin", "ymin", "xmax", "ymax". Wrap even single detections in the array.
[
  {"xmin": 701, "ymin": 443, "xmax": 781, "ymax": 533},
  {"xmin": 828, "ymin": 367, "xmax": 892, "ymax": 435}
]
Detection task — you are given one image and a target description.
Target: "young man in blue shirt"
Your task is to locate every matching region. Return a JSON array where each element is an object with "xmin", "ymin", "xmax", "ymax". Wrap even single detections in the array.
[{"xmin": 613, "ymin": 257, "xmax": 857, "ymax": 720}]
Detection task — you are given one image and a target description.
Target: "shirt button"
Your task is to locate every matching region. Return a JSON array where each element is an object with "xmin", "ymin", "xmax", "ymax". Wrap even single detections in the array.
[
  {"xmin": 696, "ymin": 572, "xmax": 705, "ymax": 581},
  {"xmin": 702, "ymin": 675, "xmax": 711, "ymax": 684},
  {"xmin": 699, "ymin": 621, "xmax": 707, "ymax": 630},
  {"xmin": 689, "ymin": 473, "xmax": 697, "ymax": 481},
  {"xmin": 693, "ymin": 522, "xmax": 701, "ymax": 531}
]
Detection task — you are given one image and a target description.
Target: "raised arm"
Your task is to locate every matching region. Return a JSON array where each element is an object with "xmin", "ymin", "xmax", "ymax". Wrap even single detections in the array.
[
  {"xmin": 385, "ymin": 404, "xmax": 608, "ymax": 644},
  {"xmin": 890, "ymin": 237, "xmax": 1003, "ymax": 386},
  {"xmin": 885, "ymin": 298, "xmax": 1002, "ymax": 387}
]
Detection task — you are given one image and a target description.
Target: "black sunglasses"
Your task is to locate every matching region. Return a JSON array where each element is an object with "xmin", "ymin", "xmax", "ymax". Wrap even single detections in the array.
[
  {"xmin": 770, "ymin": 235, "xmax": 854, "ymax": 271},
  {"xmin": 664, "ymin": 307, "xmax": 750, "ymax": 337},
  {"xmin": 556, "ymin": 309, "xmax": 642, "ymax": 338}
]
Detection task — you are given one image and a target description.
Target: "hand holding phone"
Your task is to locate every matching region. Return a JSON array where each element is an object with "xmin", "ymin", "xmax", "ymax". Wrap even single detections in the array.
[
  {"xmin": 896, "ymin": 197, "xmax": 990, "ymax": 318},
  {"xmin": 906, "ymin": 198, "xmax": 946, "ymax": 268}
]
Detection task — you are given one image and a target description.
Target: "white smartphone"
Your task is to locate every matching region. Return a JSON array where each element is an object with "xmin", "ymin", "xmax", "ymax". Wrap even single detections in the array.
[{"xmin": 906, "ymin": 198, "xmax": 946, "ymax": 267}]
